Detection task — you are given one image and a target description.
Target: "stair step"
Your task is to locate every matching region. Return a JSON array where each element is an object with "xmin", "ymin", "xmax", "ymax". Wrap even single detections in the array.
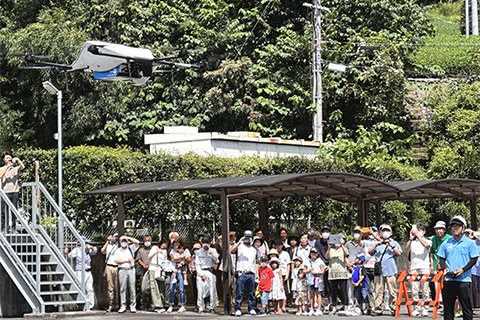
[
  {"xmin": 24, "ymin": 261, "xmax": 58, "ymax": 266},
  {"xmin": 41, "ymin": 290, "xmax": 79, "ymax": 296},
  {"xmin": 17, "ymin": 252, "xmax": 50, "ymax": 256},
  {"xmin": 44, "ymin": 300, "xmax": 85, "ymax": 306},
  {"xmin": 40, "ymin": 271, "xmax": 65, "ymax": 275},
  {"xmin": 10, "ymin": 242, "xmax": 38, "ymax": 246},
  {"xmin": 41, "ymin": 280, "xmax": 72, "ymax": 285}
]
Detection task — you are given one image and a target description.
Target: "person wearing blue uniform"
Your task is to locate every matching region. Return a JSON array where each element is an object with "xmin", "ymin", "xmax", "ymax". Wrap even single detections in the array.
[{"xmin": 438, "ymin": 216, "xmax": 479, "ymax": 320}]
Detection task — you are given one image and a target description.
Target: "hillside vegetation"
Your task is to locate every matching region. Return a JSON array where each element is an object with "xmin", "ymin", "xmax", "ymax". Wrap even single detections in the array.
[{"xmin": 411, "ymin": 1, "xmax": 480, "ymax": 76}]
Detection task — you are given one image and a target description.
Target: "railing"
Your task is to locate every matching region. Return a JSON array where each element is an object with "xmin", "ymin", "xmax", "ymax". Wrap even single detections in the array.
[
  {"xmin": 21, "ymin": 182, "xmax": 86, "ymax": 299},
  {"xmin": 0, "ymin": 189, "xmax": 44, "ymax": 313}
]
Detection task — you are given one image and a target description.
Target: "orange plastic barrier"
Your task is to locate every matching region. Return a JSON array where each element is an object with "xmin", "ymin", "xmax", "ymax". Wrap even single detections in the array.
[{"xmin": 394, "ymin": 270, "xmax": 444, "ymax": 319}]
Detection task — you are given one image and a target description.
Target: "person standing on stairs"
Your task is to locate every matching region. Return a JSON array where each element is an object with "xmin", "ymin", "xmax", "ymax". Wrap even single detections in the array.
[
  {"xmin": 65, "ymin": 236, "xmax": 97, "ymax": 311},
  {"xmin": 0, "ymin": 152, "xmax": 25, "ymax": 209}
]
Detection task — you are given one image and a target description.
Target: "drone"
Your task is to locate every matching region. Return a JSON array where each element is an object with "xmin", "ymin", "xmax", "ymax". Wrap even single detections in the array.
[{"xmin": 22, "ymin": 40, "xmax": 202, "ymax": 86}]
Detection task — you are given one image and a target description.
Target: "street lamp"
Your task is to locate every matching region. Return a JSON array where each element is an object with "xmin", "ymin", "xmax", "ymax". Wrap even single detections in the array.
[{"xmin": 42, "ymin": 81, "xmax": 64, "ymax": 249}]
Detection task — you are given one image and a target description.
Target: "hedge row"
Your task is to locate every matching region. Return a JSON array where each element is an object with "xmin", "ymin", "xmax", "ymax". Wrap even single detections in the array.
[{"xmin": 12, "ymin": 146, "xmax": 466, "ymax": 241}]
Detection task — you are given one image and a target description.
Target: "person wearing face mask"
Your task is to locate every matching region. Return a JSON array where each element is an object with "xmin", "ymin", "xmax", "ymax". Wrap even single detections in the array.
[
  {"xmin": 294, "ymin": 234, "xmax": 312, "ymax": 263},
  {"xmin": 346, "ymin": 227, "xmax": 365, "ymax": 308},
  {"xmin": 64, "ymin": 237, "xmax": 97, "ymax": 311},
  {"xmin": 369, "ymin": 224, "xmax": 402, "ymax": 316},
  {"xmin": 314, "ymin": 226, "xmax": 331, "ymax": 304},
  {"xmin": 148, "ymin": 240, "xmax": 174, "ymax": 313},
  {"xmin": 406, "ymin": 224, "xmax": 432, "ymax": 317},
  {"xmin": 231, "ymin": 230, "xmax": 258, "ymax": 316},
  {"xmin": 195, "ymin": 236, "xmax": 220, "ymax": 313},
  {"xmin": 438, "ymin": 216, "xmax": 479, "ymax": 320},
  {"xmin": 114, "ymin": 235, "xmax": 140, "ymax": 313},
  {"xmin": 101, "ymin": 233, "xmax": 120, "ymax": 312},
  {"xmin": 136, "ymin": 235, "xmax": 153, "ymax": 310}
]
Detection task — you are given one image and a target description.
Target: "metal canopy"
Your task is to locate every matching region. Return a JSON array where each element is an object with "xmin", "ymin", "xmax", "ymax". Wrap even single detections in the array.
[
  {"xmin": 87, "ymin": 171, "xmax": 480, "ymax": 315},
  {"xmin": 87, "ymin": 172, "xmax": 480, "ymax": 202}
]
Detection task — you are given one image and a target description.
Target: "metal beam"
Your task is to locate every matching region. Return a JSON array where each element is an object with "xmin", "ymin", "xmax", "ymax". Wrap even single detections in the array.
[{"xmin": 221, "ymin": 190, "xmax": 231, "ymax": 315}]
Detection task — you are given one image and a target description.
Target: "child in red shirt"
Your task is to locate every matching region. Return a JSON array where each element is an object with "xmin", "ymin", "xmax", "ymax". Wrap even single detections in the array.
[{"xmin": 258, "ymin": 256, "xmax": 274, "ymax": 315}]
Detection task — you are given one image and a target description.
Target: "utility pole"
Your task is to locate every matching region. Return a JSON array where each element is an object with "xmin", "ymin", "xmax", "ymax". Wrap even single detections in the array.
[
  {"xmin": 467, "ymin": 0, "xmax": 471, "ymax": 36},
  {"xmin": 312, "ymin": 0, "xmax": 323, "ymax": 142},
  {"xmin": 473, "ymin": 0, "xmax": 479, "ymax": 35}
]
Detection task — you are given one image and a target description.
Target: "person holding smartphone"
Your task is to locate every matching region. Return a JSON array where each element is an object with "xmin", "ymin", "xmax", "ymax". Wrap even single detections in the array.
[{"xmin": 0, "ymin": 152, "xmax": 25, "ymax": 208}]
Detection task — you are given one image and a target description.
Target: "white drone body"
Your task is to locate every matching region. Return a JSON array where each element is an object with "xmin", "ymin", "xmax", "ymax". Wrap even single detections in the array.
[{"xmin": 24, "ymin": 40, "xmax": 200, "ymax": 86}]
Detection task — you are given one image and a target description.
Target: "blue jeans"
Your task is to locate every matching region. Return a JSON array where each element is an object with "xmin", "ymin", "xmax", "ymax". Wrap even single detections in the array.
[
  {"xmin": 169, "ymin": 271, "xmax": 186, "ymax": 306},
  {"xmin": 235, "ymin": 272, "xmax": 256, "ymax": 311}
]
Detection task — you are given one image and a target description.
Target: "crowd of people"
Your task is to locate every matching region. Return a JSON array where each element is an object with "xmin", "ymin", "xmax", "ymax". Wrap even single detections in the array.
[{"xmin": 65, "ymin": 215, "xmax": 480, "ymax": 319}]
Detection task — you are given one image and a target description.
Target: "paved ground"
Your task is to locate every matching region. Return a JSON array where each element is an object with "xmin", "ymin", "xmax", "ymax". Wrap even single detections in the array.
[{"xmin": 20, "ymin": 310, "xmax": 419, "ymax": 319}]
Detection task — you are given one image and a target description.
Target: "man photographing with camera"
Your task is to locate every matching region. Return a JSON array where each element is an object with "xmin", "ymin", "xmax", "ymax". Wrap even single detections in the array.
[
  {"xmin": 438, "ymin": 216, "xmax": 479, "ymax": 320},
  {"xmin": 0, "ymin": 153, "xmax": 24, "ymax": 208}
]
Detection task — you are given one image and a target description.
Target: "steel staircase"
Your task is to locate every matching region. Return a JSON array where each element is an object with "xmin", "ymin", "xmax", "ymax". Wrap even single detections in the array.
[{"xmin": 0, "ymin": 181, "xmax": 87, "ymax": 315}]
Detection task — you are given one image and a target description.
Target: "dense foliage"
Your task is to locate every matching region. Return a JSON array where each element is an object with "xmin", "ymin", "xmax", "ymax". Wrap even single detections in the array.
[{"xmin": 0, "ymin": 0, "xmax": 431, "ymax": 148}]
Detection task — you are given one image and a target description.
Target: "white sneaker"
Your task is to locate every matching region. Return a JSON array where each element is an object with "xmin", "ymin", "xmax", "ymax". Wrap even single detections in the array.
[
  {"xmin": 235, "ymin": 310, "xmax": 242, "ymax": 316},
  {"xmin": 156, "ymin": 308, "xmax": 166, "ymax": 313},
  {"xmin": 314, "ymin": 309, "xmax": 323, "ymax": 316},
  {"xmin": 198, "ymin": 307, "xmax": 204, "ymax": 313},
  {"xmin": 118, "ymin": 306, "xmax": 127, "ymax": 313},
  {"xmin": 308, "ymin": 309, "xmax": 315, "ymax": 316},
  {"xmin": 166, "ymin": 306, "xmax": 173, "ymax": 313},
  {"xmin": 178, "ymin": 306, "xmax": 186, "ymax": 313},
  {"xmin": 412, "ymin": 309, "xmax": 420, "ymax": 317},
  {"xmin": 302, "ymin": 311, "xmax": 310, "ymax": 316},
  {"xmin": 130, "ymin": 306, "xmax": 136, "ymax": 313},
  {"xmin": 421, "ymin": 308, "xmax": 429, "ymax": 317},
  {"xmin": 249, "ymin": 309, "xmax": 257, "ymax": 315}
]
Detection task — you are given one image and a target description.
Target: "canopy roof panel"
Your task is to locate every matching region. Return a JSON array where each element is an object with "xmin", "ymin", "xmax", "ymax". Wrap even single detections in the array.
[{"xmin": 87, "ymin": 172, "xmax": 480, "ymax": 202}]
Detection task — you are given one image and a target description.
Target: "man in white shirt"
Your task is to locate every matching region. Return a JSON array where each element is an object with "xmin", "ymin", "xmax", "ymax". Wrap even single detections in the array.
[
  {"xmin": 65, "ymin": 237, "xmax": 97, "ymax": 311},
  {"xmin": 101, "ymin": 233, "xmax": 120, "ymax": 312},
  {"xmin": 114, "ymin": 235, "xmax": 140, "ymax": 313},
  {"xmin": 195, "ymin": 236, "xmax": 220, "ymax": 313},
  {"xmin": 406, "ymin": 224, "xmax": 432, "ymax": 317},
  {"xmin": 231, "ymin": 230, "xmax": 258, "ymax": 316}
]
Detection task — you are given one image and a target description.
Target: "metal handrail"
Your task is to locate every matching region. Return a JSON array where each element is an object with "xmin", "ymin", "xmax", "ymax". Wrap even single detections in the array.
[
  {"xmin": 0, "ymin": 189, "xmax": 44, "ymax": 313},
  {"xmin": 28, "ymin": 181, "xmax": 87, "ymax": 300},
  {"xmin": 34, "ymin": 224, "xmax": 87, "ymax": 303}
]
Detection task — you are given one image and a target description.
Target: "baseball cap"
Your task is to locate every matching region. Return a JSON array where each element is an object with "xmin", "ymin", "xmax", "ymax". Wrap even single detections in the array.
[
  {"xmin": 434, "ymin": 221, "xmax": 446, "ymax": 229},
  {"xmin": 380, "ymin": 224, "xmax": 392, "ymax": 232},
  {"xmin": 450, "ymin": 215, "xmax": 467, "ymax": 227}
]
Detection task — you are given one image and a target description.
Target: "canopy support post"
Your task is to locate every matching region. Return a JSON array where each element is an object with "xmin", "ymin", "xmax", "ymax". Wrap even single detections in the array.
[
  {"xmin": 357, "ymin": 199, "xmax": 367, "ymax": 227},
  {"xmin": 375, "ymin": 201, "xmax": 382, "ymax": 226},
  {"xmin": 471, "ymin": 197, "xmax": 478, "ymax": 230},
  {"xmin": 258, "ymin": 199, "xmax": 270, "ymax": 238},
  {"xmin": 221, "ymin": 190, "xmax": 231, "ymax": 315},
  {"xmin": 116, "ymin": 193, "xmax": 126, "ymax": 235}
]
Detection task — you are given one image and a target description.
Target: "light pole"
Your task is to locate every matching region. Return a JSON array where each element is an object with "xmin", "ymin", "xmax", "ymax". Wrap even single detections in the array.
[
  {"xmin": 304, "ymin": 2, "xmax": 346, "ymax": 142},
  {"xmin": 42, "ymin": 81, "xmax": 64, "ymax": 250}
]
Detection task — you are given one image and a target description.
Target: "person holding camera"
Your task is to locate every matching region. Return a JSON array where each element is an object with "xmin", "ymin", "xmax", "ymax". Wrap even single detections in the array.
[
  {"xmin": 65, "ymin": 237, "xmax": 97, "ymax": 311},
  {"xmin": 195, "ymin": 236, "xmax": 220, "ymax": 313},
  {"xmin": 406, "ymin": 224, "xmax": 432, "ymax": 317},
  {"xmin": 369, "ymin": 224, "xmax": 402, "ymax": 316},
  {"xmin": 0, "ymin": 153, "xmax": 24, "ymax": 208},
  {"xmin": 438, "ymin": 216, "xmax": 479, "ymax": 320},
  {"xmin": 231, "ymin": 230, "xmax": 258, "ymax": 316}
]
